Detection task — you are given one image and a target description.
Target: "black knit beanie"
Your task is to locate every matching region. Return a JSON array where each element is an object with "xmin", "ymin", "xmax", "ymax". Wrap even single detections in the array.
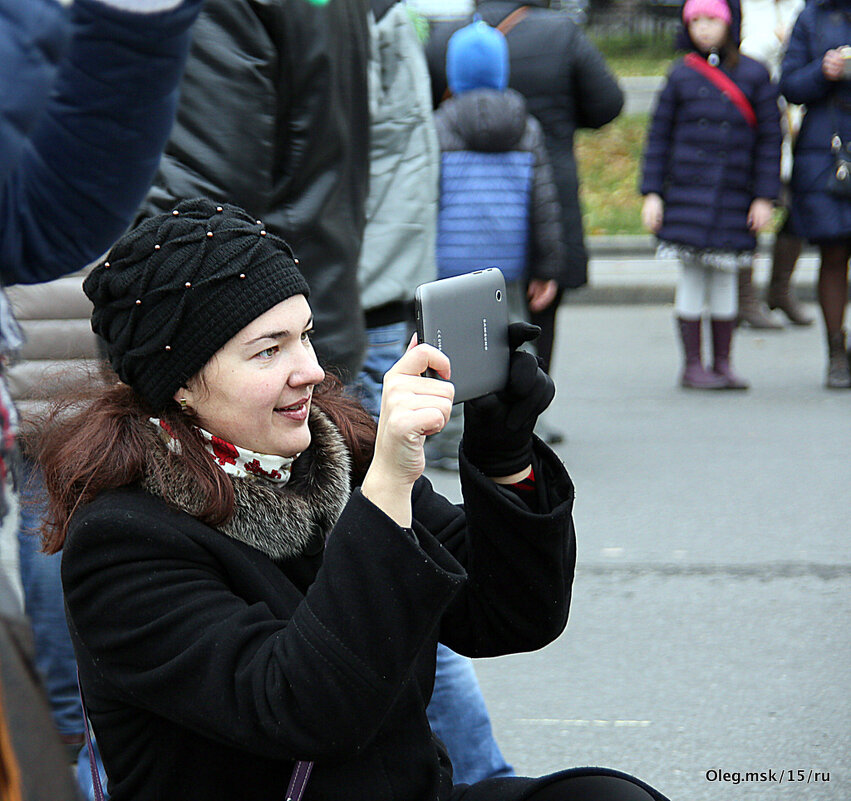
[{"xmin": 84, "ymin": 198, "xmax": 310, "ymax": 412}]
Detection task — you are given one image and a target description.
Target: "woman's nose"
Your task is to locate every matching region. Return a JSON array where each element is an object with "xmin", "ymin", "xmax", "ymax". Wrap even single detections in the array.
[{"xmin": 291, "ymin": 347, "xmax": 325, "ymax": 387}]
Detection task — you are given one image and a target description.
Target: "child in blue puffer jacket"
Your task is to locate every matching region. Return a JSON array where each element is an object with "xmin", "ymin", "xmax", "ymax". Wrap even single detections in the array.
[
  {"xmin": 640, "ymin": 0, "xmax": 782, "ymax": 390},
  {"xmin": 434, "ymin": 19, "xmax": 563, "ymax": 314}
]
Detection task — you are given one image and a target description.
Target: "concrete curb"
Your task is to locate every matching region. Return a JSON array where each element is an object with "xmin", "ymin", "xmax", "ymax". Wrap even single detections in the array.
[{"xmin": 619, "ymin": 76, "xmax": 664, "ymax": 116}]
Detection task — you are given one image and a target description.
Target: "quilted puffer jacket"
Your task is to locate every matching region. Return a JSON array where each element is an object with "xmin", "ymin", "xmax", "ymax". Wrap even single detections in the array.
[{"xmin": 434, "ymin": 88, "xmax": 563, "ymax": 283}]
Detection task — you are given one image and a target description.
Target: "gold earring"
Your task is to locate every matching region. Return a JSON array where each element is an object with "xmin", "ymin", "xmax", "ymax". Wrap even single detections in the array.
[{"xmin": 179, "ymin": 398, "xmax": 188, "ymax": 410}]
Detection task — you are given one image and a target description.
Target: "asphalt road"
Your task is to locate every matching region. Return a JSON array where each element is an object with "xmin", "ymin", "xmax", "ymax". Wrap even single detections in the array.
[{"xmin": 424, "ymin": 302, "xmax": 850, "ymax": 800}]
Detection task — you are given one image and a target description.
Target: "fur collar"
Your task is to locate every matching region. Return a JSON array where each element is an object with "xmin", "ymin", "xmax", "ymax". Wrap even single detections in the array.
[{"xmin": 144, "ymin": 407, "xmax": 351, "ymax": 560}]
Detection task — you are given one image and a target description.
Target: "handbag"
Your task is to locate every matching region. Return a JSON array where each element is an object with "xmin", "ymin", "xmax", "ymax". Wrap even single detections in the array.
[
  {"xmin": 827, "ymin": 121, "xmax": 851, "ymax": 198},
  {"xmin": 78, "ymin": 676, "xmax": 314, "ymax": 801}
]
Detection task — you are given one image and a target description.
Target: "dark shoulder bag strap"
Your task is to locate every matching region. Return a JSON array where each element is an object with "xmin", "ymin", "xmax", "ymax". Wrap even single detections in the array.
[
  {"xmin": 496, "ymin": 4, "xmax": 530, "ymax": 35},
  {"xmin": 77, "ymin": 674, "xmax": 314, "ymax": 801},
  {"xmin": 77, "ymin": 674, "xmax": 106, "ymax": 801}
]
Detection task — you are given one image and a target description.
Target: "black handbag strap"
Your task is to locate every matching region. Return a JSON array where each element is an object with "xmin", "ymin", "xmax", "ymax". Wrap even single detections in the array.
[
  {"xmin": 77, "ymin": 674, "xmax": 314, "ymax": 801},
  {"xmin": 285, "ymin": 759, "xmax": 314, "ymax": 801},
  {"xmin": 77, "ymin": 675, "xmax": 104, "ymax": 801}
]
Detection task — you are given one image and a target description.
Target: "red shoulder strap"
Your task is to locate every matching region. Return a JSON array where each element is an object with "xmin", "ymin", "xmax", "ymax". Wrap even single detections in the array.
[{"xmin": 683, "ymin": 53, "xmax": 757, "ymax": 129}]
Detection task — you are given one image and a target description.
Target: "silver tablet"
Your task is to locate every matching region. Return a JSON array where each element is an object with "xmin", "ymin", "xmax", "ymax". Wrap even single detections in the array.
[{"xmin": 415, "ymin": 268, "xmax": 511, "ymax": 404}]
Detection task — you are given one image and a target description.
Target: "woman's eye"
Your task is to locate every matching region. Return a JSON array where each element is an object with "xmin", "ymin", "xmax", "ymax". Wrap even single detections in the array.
[
  {"xmin": 256, "ymin": 346, "xmax": 278, "ymax": 359},
  {"xmin": 301, "ymin": 329, "xmax": 314, "ymax": 343}
]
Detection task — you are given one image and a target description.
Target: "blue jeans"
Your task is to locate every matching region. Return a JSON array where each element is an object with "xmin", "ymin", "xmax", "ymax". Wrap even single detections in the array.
[
  {"xmin": 354, "ymin": 322, "xmax": 513, "ymax": 783},
  {"xmin": 20, "ymin": 459, "xmax": 106, "ymax": 799},
  {"xmin": 351, "ymin": 321, "xmax": 409, "ymax": 418},
  {"xmin": 429, "ymin": 643, "xmax": 513, "ymax": 783},
  {"xmin": 18, "ymin": 459, "xmax": 83, "ymax": 738}
]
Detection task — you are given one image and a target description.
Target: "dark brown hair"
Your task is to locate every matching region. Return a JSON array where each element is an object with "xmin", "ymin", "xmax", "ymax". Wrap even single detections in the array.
[
  {"xmin": 720, "ymin": 40, "xmax": 739, "ymax": 69},
  {"xmin": 36, "ymin": 369, "xmax": 376, "ymax": 555}
]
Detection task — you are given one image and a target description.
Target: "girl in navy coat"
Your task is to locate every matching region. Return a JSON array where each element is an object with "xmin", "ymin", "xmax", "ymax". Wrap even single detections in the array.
[{"xmin": 641, "ymin": 0, "xmax": 782, "ymax": 389}]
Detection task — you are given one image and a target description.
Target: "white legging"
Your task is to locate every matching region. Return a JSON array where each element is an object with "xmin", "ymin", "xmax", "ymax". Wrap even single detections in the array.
[{"xmin": 674, "ymin": 257, "xmax": 738, "ymax": 319}]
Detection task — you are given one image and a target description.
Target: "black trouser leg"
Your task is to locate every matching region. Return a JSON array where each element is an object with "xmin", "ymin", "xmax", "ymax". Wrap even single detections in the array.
[
  {"xmin": 527, "ymin": 288, "xmax": 564, "ymax": 374},
  {"xmin": 527, "ymin": 774, "xmax": 664, "ymax": 800}
]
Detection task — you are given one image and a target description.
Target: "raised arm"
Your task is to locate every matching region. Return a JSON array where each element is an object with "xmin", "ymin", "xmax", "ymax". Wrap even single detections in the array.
[
  {"xmin": 0, "ymin": 0, "xmax": 203, "ymax": 286},
  {"xmin": 779, "ymin": 7, "xmax": 834, "ymax": 106}
]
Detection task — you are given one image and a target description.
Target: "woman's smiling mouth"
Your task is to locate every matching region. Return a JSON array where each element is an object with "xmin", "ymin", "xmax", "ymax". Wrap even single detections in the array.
[{"xmin": 275, "ymin": 397, "xmax": 310, "ymax": 421}]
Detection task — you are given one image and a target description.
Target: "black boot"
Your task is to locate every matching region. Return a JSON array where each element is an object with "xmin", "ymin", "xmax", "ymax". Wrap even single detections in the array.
[
  {"xmin": 826, "ymin": 329, "xmax": 851, "ymax": 388},
  {"xmin": 677, "ymin": 318, "xmax": 727, "ymax": 389},
  {"xmin": 711, "ymin": 318, "xmax": 749, "ymax": 390},
  {"xmin": 767, "ymin": 233, "xmax": 813, "ymax": 326},
  {"xmin": 737, "ymin": 267, "xmax": 782, "ymax": 329}
]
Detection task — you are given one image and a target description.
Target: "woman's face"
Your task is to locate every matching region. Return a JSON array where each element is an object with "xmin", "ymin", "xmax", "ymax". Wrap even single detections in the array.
[
  {"xmin": 179, "ymin": 295, "xmax": 325, "ymax": 457},
  {"xmin": 688, "ymin": 15, "xmax": 728, "ymax": 53}
]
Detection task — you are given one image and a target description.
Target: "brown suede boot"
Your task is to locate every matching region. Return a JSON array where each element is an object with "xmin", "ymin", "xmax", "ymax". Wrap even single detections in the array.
[
  {"xmin": 711, "ymin": 318, "xmax": 750, "ymax": 390},
  {"xmin": 826, "ymin": 329, "xmax": 851, "ymax": 389},
  {"xmin": 677, "ymin": 318, "xmax": 728, "ymax": 389},
  {"xmin": 737, "ymin": 267, "xmax": 782, "ymax": 329},
  {"xmin": 767, "ymin": 233, "xmax": 813, "ymax": 325}
]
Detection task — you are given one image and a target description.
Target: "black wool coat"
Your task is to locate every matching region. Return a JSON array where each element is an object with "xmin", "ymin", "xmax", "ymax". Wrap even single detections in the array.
[
  {"xmin": 62, "ymin": 440, "xmax": 576, "ymax": 801},
  {"xmin": 426, "ymin": 0, "xmax": 624, "ymax": 289}
]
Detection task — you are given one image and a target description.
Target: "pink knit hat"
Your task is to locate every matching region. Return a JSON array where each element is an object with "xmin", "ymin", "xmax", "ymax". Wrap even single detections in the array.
[{"xmin": 682, "ymin": 0, "xmax": 731, "ymax": 25}]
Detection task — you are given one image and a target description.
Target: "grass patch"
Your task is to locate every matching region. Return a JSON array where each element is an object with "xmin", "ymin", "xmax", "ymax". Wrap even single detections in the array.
[
  {"xmin": 574, "ymin": 32, "xmax": 674, "ymax": 234},
  {"xmin": 591, "ymin": 30, "xmax": 677, "ymax": 76},
  {"xmin": 575, "ymin": 113, "xmax": 648, "ymax": 236}
]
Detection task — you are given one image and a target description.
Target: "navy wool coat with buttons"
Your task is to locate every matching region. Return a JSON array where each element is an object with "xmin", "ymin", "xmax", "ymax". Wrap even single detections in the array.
[
  {"xmin": 780, "ymin": 0, "xmax": 851, "ymax": 242},
  {"xmin": 641, "ymin": 52, "xmax": 781, "ymax": 252}
]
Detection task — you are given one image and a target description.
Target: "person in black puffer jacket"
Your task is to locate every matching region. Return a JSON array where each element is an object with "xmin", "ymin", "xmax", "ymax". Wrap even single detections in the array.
[
  {"xmin": 426, "ymin": 1, "xmax": 623, "ymax": 373},
  {"xmin": 425, "ymin": 19, "xmax": 564, "ymax": 471},
  {"xmin": 136, "ymin": 0, "xmax": 371, "ymax": 386},
  {"xmin": 780, "ymin": 0, "xmax": 851, "ymax": 387}
]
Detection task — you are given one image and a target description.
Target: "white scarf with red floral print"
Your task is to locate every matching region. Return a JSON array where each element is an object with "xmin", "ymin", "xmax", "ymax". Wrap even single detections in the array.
[{"xmin": 150, "ymin": 418, "xmax": 296, "ymax": 484}]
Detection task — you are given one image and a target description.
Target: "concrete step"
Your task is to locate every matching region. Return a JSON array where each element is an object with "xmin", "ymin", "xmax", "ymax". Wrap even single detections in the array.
[{"xmin": 619, "ymin": 75, "xmax": 664, "ymax": 115}]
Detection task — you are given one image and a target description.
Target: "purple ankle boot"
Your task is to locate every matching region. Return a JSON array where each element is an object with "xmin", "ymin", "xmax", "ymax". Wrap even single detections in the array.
[
  {"xmin": 677, "ymin": 318, "xmax": 728, "ymax": 389},
  {"xmin": 711, "ymin": 318, "xmax": 749, "ymax": 390}
]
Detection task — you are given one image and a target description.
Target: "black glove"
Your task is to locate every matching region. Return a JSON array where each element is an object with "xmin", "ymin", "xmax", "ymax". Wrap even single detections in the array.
[{"xmin": 462, "ymin": 322, "xmax": 555, "ymax": 477}]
